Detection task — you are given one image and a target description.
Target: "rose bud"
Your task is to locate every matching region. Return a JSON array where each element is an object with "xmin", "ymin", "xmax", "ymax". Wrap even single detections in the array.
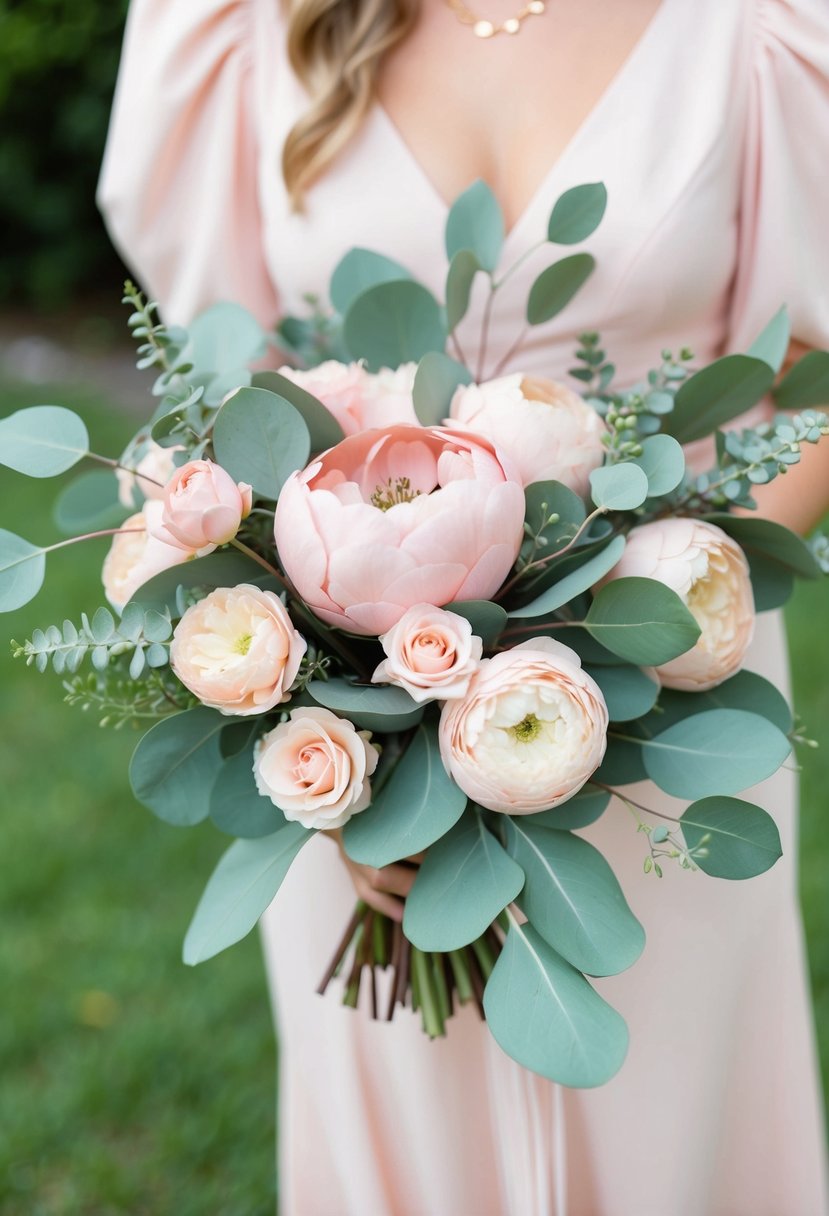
[{"xmin": 153, "ymin": 459, "xmax": 252, "ymax": 556}]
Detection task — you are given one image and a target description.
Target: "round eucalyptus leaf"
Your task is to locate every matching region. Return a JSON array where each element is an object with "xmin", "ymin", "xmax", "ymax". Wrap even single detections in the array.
[
  {"xmin": 330, "ymin": 248, "xmax": 413, "ymax": 314},
  {"xmin": 524, "ymin": 785, "xmax": 610, "ymax": 831},
  {"xmin": 344, "ymin": 281, "xmax": 447, "ymax": 372},
  {"xmin": 182, "ymin": 302, "xmax": 266, "ymax": 375},
  {"xmin": 129, "ymin": 707, "xmax": 228, "ymax": 825},
  {"xmin": 546, "ymin": 182, "xmax": 608, "ymax": 245},
  {"xmin": 663, "ymin": 355, "xmax": 775, "ymax": 445},
  {"xmin": 251, "ymin": 371, "xmax": 345, "ymax": 452},
  {"xmin": 631, "ymin": 434, "xmax": 685, "ymax": 497},
  {"xmin": 680, "ymin": 796, "xmax": 782, "ymax": 879},
  {"xmin": 210, "ymin": 748, "xmax": 287, "ymax": 838},
  {"xmin": 483, "ymin": 921, "xmax": 629, "ymax": 1087},
  {"xmin": 442, "ymin": 599, "xmax": 507, "ymax": 645},
  {"xmin": 526, "ymin": 254, "xmax": 595, "ymax": 326},
  {"xmin": 644, "ymin": 669, "xmax": 792, "ymax": 736},
  {"xmin": 53, "ymin": 470, "xmax": 127, "ymax": 535},
  {"xmin": 412, "ymin": 351, "xmax": 472, "ymax": 426},
  {"xmin": 585, "ymin": 664, "xmax": 659, "ymax": 721},
  {"xmin": 584, "ymin": 577, "xmax": 700, "ymax": 664},
  {"xmin": 183, "ymin": 822, "xmax": 312, "ymax": 965},
  {"xmin": 747, "ymin": 306, "xmax": 790, "ymax": 373},
  {"xmin": 130, "ymin": 550, "xmax": 268, "ymax": 613},
  {"xmin": 213, "ymin": 387, "xmax": 311, "ymax": 500},
  {"xmin": 642, "ymin": 708, "xmax": 791, "ymax": 799},
  {"xmin": 703, "ymin": 513, "xmax": 820, "ymax": 579},
  {"xmin": 445, "ymin": 180, "xmax": 504, "ymax": 273},
  {"xmin": 509, "ymin": 535, "xmax": 625, "ymax": 619},
  {"xmin": 305, "ymin": 678, "xmax": 424, "ymax": 732},
  {"xmin": 0, "ymin": 529, "xmax": 46, "ymax": 612},
  {"xmin": 589, "ymin": 463, "xmax": 649, "ymax": 511},
  {"xmin": 445, "ymin": 249, "xmax": 481, "ymax": 331},
  {"xmin": 0, "ymin": 405, "xmax": 89, "ymax": 477}
]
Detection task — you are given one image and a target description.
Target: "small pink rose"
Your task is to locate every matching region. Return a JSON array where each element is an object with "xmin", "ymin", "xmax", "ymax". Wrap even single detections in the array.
[
  {"xmin": 373, "ymin": 604, "xmax": 483, "ymax": 702},
  {"xmin": 153, "ymin": 459, "xmax": 252, "ymax": 556},
  {"xmin": 253, "ymin": 707, "xmax": 379, "ymax": 830}
]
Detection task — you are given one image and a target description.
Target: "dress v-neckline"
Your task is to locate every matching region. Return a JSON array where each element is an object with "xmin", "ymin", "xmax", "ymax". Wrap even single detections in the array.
[{"xmin": 374, "ymin": 0, "xmax": 673, "ymax": 250}]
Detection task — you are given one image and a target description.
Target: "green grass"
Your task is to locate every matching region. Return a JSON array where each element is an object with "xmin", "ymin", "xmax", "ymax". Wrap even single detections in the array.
[{"xmin": 0, "ymin": 378, "xmax": 826, "ymax": 1213}]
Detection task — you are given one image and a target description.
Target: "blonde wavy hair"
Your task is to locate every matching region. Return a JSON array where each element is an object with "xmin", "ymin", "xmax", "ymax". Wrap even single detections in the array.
[{"xmin": 282, "ymin": 0, "xmax": 418, "ymax": 207}]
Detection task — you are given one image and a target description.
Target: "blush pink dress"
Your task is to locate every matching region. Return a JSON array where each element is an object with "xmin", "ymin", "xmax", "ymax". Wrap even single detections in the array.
[{"xmin": 99, "ymin": 1, "xmax": 829, "ymax": 1212}]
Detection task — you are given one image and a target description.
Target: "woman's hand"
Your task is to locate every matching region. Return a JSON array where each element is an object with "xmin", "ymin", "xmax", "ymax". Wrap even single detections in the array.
[{"xmin": 329, "ymin": 829, "xmax": 419, "ymax": 921}]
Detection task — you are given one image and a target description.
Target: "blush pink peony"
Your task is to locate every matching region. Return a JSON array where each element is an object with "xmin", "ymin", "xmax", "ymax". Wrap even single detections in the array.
[
  {"xmin": 152, "ymin": 459, "xmax": 253, "ymax": 556},
  {"xmin": 373, "ymin": 603, "xmax": 483, "ymax": 702},
  {"xmin": 600, "ymin": 518, "xmax": 755, "ymax": 691},
  {"xmin": 102, "ymin": 503, "xmax": 194, "ymax": 611},
  {"xmin": 278, "ymin": 361, "xmax": 418, "ymax": 435},
  {"xmin": 438, "ymin": 638, "xmax": 608, "ymax": 814},
  {"xmin": 273, "ymin": 425, "xmax": 525, "ymax": 636},
  {"xmin": 450, "ymin": 373, "xmax": 607, "ymax": 495},
  {"xmin": 170, "ymin": 584, "xmax": 307, "ymax": 716}
]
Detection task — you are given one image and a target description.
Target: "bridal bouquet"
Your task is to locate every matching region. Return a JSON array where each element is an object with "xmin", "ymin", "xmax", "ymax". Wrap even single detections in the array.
[{"xmin": 4, "ymin": 181, "xmax": 829, "ymax": 1087}]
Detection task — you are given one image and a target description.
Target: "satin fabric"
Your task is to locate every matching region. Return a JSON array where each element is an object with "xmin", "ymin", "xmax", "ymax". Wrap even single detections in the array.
[{"xmin": 99, "ymin": 1, "xmax": 829, "ymax": 1211}]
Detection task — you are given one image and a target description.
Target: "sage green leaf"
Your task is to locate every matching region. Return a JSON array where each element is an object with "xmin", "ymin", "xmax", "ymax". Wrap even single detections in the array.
[
  {"xmin": 510, "ymin": 535, "xmax": 625, "ymax": 619},
  {"xmin": 445, "ymin": 179, "xmax": 504, "ymax": 273},
  {"xmin": 744, "ymin": 553, "xmax": 794, "ymax": 610},
  {"xmin": 442, "ymin": 598, "xmax": 507, "ymax": 645},
  {"xmin": 773, "ymin": 349, "xmax": 829, "ymax": 410},
  {"xmin": 589, "ymin": 463, "xmax": 649, "ymax": 511},
  {"xmin": 213, "ymin": 387, "xmax": 311, "ymax": 500},
  {"xmin": 412, "ymin": 351, "xmax": 472, "ymax": 426},
  {"xmin": 585, "ymin": 664, "xmax": 659, "ymax": 721},
  {"xmin": 306, "ymin": 678, "xmax": 424, "ymax": 732},
  {"xmin": 526, "ymin": 254, "xmax": 595, "ymax": 326},
  {"xmin": 547, "ymin": 182, "xmax": 608, "ymax": 245},
  {"xmin": 343, "ymin": 281, "xmax": 447, "ymax": 371},
  {"xmin": 445, "ymin": 249, "xmax": 480, "ymax": 331},
  {"xmin": 252, "ymin": 371, "xmax": 345, "ymax": 451},
  {"xmin": 584, "ymin": 577, "xmax": 700, "ymax": 664},
  {"xmin": 131, "ymin": 550, "xmax": 268, "ymax": 613},
  {"xmin": 0, "ymin": 405, "xmax": 89, "ymax": 477},
  {"xmin": 183, "ymin": 302, "xmax": 266, "ymax": 374},
  {"xmin": 0, "ymin": 529, "xmax": 46, "ymax": 612},
  {"xmin": 703, "ymin": 513, "xmax": 820, "ymax": 579},
  {"xmin": 403, "ymin": 809, "xmax": 524, "ymax": 951},
  {"xmin": 524, "ymin": 785, "xmax": 610, "ymax": 831},
  {"xmin": 183, "ymin": 822, "xmax": 311, "ymax": 964},
  {"xmin": 663, "ymin": 355, "xmax": 775, "ymax": 445},
  {"xmin": 523, "ymin": 480, "xmax": 586, "ymax": 551},
  {"xmin": 630, "ymin": 434, "xmax": 685, "ymax": 497},
  {"xmin": 343, "ymin": 723, "xmax": 467, "ymax": 866},
  {"xmin": 747, "ymin": 305, "xmax": 790, "ymax": 373},
  {"xmin": 640, "ymin": 708, "xmax": 791, "ymax": 799},
  {"xmin": 680, "ymin": 796, "xmax": 782, "ymax": 879},
  {"xmin": 210, "ymin": 748, "xmax": 286, "ymax": 838},
  {"xmin": 646, "ymin": 670, "xmax": 792, "ymax": 736},
  {"xmin": 129, "ymin": 707, "xmax": 228, "ymax": 825},
  {"xmin": 53, "ymin": 470, "xmax": 127, "ymax": 535},
  {"xmin": 483, "ymin": 921, "xmax": 629, "ymax": 1087},
  {"xmin": 505, "ymin": 821, "xmax": 645, "ymax": 976},
  {"xmin": 330, "ymin": 248, "xmax": 413, "ymax": 314},
  {"xmin": 592, "ymin": 735, "xmax": 646, "ymax": 786}
]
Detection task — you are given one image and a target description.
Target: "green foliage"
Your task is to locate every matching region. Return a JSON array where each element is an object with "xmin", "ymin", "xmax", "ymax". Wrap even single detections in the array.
[
  {"xmin": 210, "ymin": 749, "xmax": 286, "ymax": 839},
  {"xmin": 212, "ymin": 387, "xmax": 311, "ymax": 500},
  {"xmin": 329, "ymin": 248, "xmax": 412, "ymax": 314},
  {"xmin": 442, "ymin": 599, "xmax": 508, "ymax": 646},
  {"xmin": 546, "ymin": 182, "xmax": 608, "ymax": 245},
  {"xmin": 747, "ymin": 305, "xmax": 791, "ymax": 373},
  {"xmin": 0, "ymin": 529, "xmax": 47, "ymax": 612},
  {"xmin": 526, "ymin": 253, "xmax": 595, "ymax": 326},
  {"xmin": 53, "ymin": 469, "xmax": 126, "ymax": 534},
  {"xmin": 129, "ymin": 707, "xmax": 229, "ymax": 826},
  {"xmin": 412, "ymin": 351, "xmax": 471, "ymax": 425},
  {"xmin": 679, "ymin": 796, "xmax": 783, "ymax": 880},
  {"xmin": 62, "ymin": 666, "xmax": 195, "ymax": 728},
  {"xmin": 585, "ymin": 663, "xmax": 659, "ymax": 721},
  {"xmin": 444, "ymin": 180, "xmax": 504, "ymax": 273},
  {"xmin": 509, "ymin": 534, "xmax": 625, "ymax": 619},
  {"xmin": 252, "ymin": 371, "xmax": 346, "ymax": 451},
  {"xmin": 589, "ymin": 462, "xmax": 649, "ymax": 511},
  {"xmin": 584, "ymin": 577, "xmax": 701, "ymax": 664},
  {"xmin": 773, "ymin": 350, "xmax": 829, "ymax": 410},
  {"xmin": 629, "ymin": 433, "xmax": 685, "ymax": 497},
  {"xmin": 445, "ymin": 249, "xmax": 480, "ymax": 331},
  {"xmin": 663, "ymin": 355, "xmax": 775, "ymax": 445},
  {"xmin": 343, "ymin": 281, "xmax": 447, "ymax": 371},
  {"xmin": 523, "ymin": 785, "xmax": 610, "ymax": 831},
  {"xmin": 0, "ymin": 405, "xmax": 90, "ymax": 477},
  {"xmin": 306, "ymin": 678, "xmax": 424, "ymax": 731},
  {"xmin": 12, "ymin": 601, "xmax": 172, "ymax": 678},
  {"xmin": 131, "ymin": 550, "xmax": 267, "ymax": 614}
]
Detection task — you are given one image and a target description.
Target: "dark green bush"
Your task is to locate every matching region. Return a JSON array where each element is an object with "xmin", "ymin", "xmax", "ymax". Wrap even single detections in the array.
[{"xmin": 0, "ymin": 1, "xmax": 129, "ymax": 307}]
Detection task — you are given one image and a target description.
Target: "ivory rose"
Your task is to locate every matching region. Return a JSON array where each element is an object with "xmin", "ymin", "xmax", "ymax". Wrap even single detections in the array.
[
  {"xmin": 116, "ymin": 439, "xmax": 182, "ymax": 507},
  {"xmin": 170, "ymin": 584, "xmax": 307, "ymax": 716},
  {"xmin": 450, "ymin": 373, "xmax": 607, "ymax": 495},
  {"xmin": 274, "ymin": 424, "xmax": 525, "ymax": 636},
  {"xmin": 279, "ymin": 361, "xmax": 418, "ymax": 435},
  {"xmin": 601, "ymin": 518, "xmax": 755, "ymax": 691},
  {"xmin": 373, "ymin": 604, "xmax": 483, "ymax": 702},
  {"xmin": 438, "ymin": 638, "xmax": 608, "ymax": 814},
  {"xmin": 253, "ymin": 706, "xmax": 379, "ymax": 830},
  {"xmin": 152, "ymin": 458, "xmax": 253, "ymax": 556},
  {"xmin": 102, "ymin": 504, "xmax": 193, "ymax": 610}
]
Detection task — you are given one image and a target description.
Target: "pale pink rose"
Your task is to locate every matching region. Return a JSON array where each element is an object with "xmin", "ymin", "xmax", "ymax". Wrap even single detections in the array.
[
  {"xmin": 450, "ymin": 373, "xmax": 607, "ymax": 495},
  {"xmin": 279, "ymin": 361, "xmax": 418, "ymax": 436},
  {"xmin": 170, "ymin": 584, "xmax": 307, "ymax": 716},
  {"xmin": 253, "ymin": 706, "xmax": 379, "ymax": 830},
  {"xmin": 152, "ymin": 459, "xmax": 253, "ymax": 556},
  {"xmin": 601, "ymin": 518, "xmax": 755, "ymax": 691},
  {"xmin": 373, "ymin": 604, "xmax": 483, "ymax": 702},
  {"xmin": 273, "ymin": 424, "xmax": 525, "ymax": 636},
  {"xmin": 438, "ymin": 638, "xmax": 608, "ymax": 814},
  {"xmin": 116, "ymin": 440, "xmax": 183, "ymax": 507},
  {"xmin": 102, "ymin": 505, "xmax": 193, "ymax": 610}
]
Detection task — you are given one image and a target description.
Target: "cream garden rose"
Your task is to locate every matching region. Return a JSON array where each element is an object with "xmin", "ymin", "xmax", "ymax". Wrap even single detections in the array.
[
  {"xmin": 601, "ymin": 518, "xmax": 755, "ymax": 691},
  {"xmin": 438, "ymin": 638, "xmax": 608, "ymax": 814},
  {"xmin": 254, "ymin": 707, "xmax": 379, "ymax": 830},
  {"xmin": 170, "ymin": 584, "xmax": 307, "ymax": 716},
  {"xmin": 372, "ymin": 604, "xmax": 483, "ymax": 702},
  {"xmin": 116, "ymin": 439, "xmax": 182, "ymax": 507},
  {"xmin": 278, "ymin": 361, "xmax": 418, "ymax": 434},
  {"xmin": 102, "ymin": 504, "xmax": 193, "ymax": 610},
  {"xmin": 152, "ymin": 458, "xmax": 253, "ymax": 556}
]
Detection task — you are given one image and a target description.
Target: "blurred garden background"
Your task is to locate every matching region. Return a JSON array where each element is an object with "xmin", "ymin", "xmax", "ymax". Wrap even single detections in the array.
[{"xmin": 0, "ymin": 3, "xmax": 827, "ymax": 1214}]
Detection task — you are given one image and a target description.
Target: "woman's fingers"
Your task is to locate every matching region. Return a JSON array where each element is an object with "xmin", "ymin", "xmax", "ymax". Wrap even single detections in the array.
[
  {"xmin": 352, "ymin": 877, "xmax": 404, "ymax": 922},
  {"xmin": 367, "ymin": 862, "xmax": 418, "ymax": 899}
]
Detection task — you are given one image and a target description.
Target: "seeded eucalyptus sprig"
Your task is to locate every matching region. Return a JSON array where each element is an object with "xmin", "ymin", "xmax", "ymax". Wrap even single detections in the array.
[
  {"xmin": 12, "ymin": 603, "xmax": 173, "ymax": 680},
  {"xmin": 63, "ymin": 667, "xmax": 196, "ymax": 729}
]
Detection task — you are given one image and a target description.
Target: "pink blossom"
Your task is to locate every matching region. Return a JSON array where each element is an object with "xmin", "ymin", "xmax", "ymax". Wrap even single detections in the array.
[
  {"xmin": 278, "ymin": 361, "xmax": 418, "ymax": 436},
  {"xmin": 153, "ymin": 459, "xmax": 252, "ymax": 556}
]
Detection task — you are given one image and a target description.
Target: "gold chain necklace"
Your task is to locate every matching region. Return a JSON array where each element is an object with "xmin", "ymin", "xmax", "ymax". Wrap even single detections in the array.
[{"xmin": 445, "ymin": 0, "xmax": 546, "ymax": 38}]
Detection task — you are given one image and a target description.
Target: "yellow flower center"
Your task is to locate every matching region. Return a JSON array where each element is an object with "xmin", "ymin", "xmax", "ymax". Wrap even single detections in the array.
[
  {"xmin": 234, "ymin": 633, "xmax": 253, "ymax": 656},
  {"xmin": 509, "ymin": 713, "xmax": 543, "ymax": 743},
  {"xmin": 370, "ymin": 476, "xmax": 422, "ymax": 511}
]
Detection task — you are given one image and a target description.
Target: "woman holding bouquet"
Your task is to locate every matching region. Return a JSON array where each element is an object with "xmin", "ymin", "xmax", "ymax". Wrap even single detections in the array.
[{"xmin": 99, "ymin": 0, "xmax": 829, "ymax": 1212}]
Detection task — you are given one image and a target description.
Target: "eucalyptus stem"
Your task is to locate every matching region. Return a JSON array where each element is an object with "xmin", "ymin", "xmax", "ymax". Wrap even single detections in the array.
[
  {"xmin": 411, "ymin": 947, "xmax": 445, "ymax": 1038},
  {"xmin": 228, "ymin": 537, "xmax": 287, "ymax": 584}
]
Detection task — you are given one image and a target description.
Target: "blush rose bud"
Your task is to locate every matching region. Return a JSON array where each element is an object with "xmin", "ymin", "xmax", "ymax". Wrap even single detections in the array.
[
  {"xmin": 254, "ymin": 707, "xmax": 380, "ymax": 831},
  {"xmin": 373, "ymin": 604, "xmax": 483, "ymax": 702},
  {"xmin": 601, "ymin": 518, "xmax": 755, "ymax": 691},
  {"xmin": 153, "ymin": 459, "xmax": 253, "ymax": 556},
  {"xmin": 170, "ymin": 585, "xmax": 307, "ymax": 716}
]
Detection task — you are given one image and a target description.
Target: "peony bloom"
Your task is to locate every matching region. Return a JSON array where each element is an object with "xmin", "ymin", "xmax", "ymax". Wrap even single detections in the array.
[
  {"xmin": 438, "ymin": 638, "xmax": 608, "ymax": 814},
  {"xmin": 373, "ymin": 604, "xmax": 483, "ymax": 702},
  {"xmin": 601, "ymin": 518, "xmax": 755, "ymax": 690},
  {"xmin": 254, "ymin": 706, "xmax": 379, "ymax": 830},
  {"xmin": 116, "ymin": 439, "xmax": 183, "ymax": 507},
  {"xmin": 102, "ymin": 504, "xmax": 193, "ymax": 611},
  {"xmin": 279, "ymin": 361, "xmax": 418, "ymax": 436},
  {"xmin": 274, "ymin": 424, "xmax": 525, "ymax": 636},
  {"xmin": 152, "ymin": 459, "xmax": 253, "ymax": 556},
  {"xmin": 450, "ymin": 373, "xmax": 607, "ymax": 495},
  {"xmin": 170, "ymin": 584, "xmax": 307, "ymax": 716}
]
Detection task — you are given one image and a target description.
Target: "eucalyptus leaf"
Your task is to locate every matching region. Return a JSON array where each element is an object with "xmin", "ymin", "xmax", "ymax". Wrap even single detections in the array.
[
  {"xmin": 524, "ymin": 786, "xmax": 610, "ymax": 831},
  {"xmin": 773, "ymin": 350, "xmax": 829, "ymax": 410},
  {"xmin": 0, "ymin": 405, "xmax": 89, "ymax": 477},
  {"xmin": 252, "ymin": 371, "xmax": 346, "ymax": 452},
  {"xmin": 183, "ymin": 822, "xmax": 311, "ymax": 964},
  {"xmin": 344, "ymin": 281, "xmax": 447, "ymax": 372},
  {"xmin": 412, "ymin": 352, "xmax": 472, "ymax": 426},
  {"xmin": 442, "ymin": 598, "xmax": 508, "ymax": 645},
  {"xmin": 589, "ymin": 463, "xmax": 649, "ymax": 511},
  {"xmin": 0, "ymin": 529, "xmax": 46, "ymax": 612},
  {"xmin": 680, "ymin": 796, "xmax": 782, "ymax": 879},
  {"xmin": 584, "ymin": 577, "xmax": 700, "ymax": 664},
  {"xmin": 526, "ymin": 254, "xmax": 595, "ymax": 326},
  {"xmin": 630, "ymin": 434, "xmax": 685, "ymax": 497},
  {"xmin": 747, "ymin": 306, "xmax": 790, "ymax": 373},
  {"xmin": 445, "ymin": 179, "xmax": 504, "ymax": 273},
  {"xmin": 585, "ymin": 664, "xmax": 659, "ymax": 721},
  {"xmin": 703, "ymin": 513, "xmax": 820, "ymax": 579},
  {"xmin": 663, "ymin": 356, "xmax": 775, "ymax": 445},
  {"xmin": 131, "ymin": 550, "xmax": 267, "ymax": 613},
  {"xmin": 445, "ymin": 249, "xmax": 480, "ymax": 331},
  {"xmin": 509, "ymin": 535, "xmax": 625, "ymax": 619},
  {"xmin": 523, "ymin": 480, "xmax": 586, "ymax": 553},
  {"xmin": 53, "ymin": 470, "xmax": 128, "ymax": 535},
  {"xmin": 306, "ymin": 678, "xmax": 424, "ymax": 732},
  {"xmin": 129, "ymin": 707, "xmax": 228, "ymax": 825},
  {"xmin": 546, "ymin": 182, "xmax": 608, "ymax": 245},
  {"xmin": 330, "ymin": 248, "xmax": 413, "ymax": 314},
  {"xmin": 644, "ymin": 670, "xmax": 792, "ymax": 736},
  {"xmin": 210, "ymin": 748, "xmax": 286, "ymax": 838},
  {"xmin": 213, "ymin": 387, "xmax": 311, "ymax": 500},
  {"xmin": 182, "ymin": 302, "xmax": 266, "ymax": 375},
  {"xmin": 483, "ymin": 921, "xmax": 629, "ymax": 1087}
]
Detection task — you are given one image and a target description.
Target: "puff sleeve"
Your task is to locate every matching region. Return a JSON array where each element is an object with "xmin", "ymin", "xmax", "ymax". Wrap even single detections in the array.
[
  {"xmin": 727, "ymin": 0, "xmax": 829, "ymax": 353},
  {"xmin": 97, "ymin": 0, "xmax": 279, "ymax": 327}
]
